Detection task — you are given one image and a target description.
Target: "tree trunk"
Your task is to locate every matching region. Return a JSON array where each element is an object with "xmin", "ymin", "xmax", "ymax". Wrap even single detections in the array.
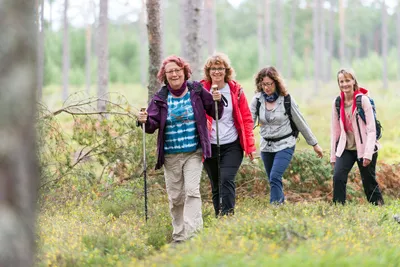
[
  {"xmin": 140, "ymin": 0, "xmax": 148, "ymax": 89},
  {"xmin": 85, "ymin": 23, "xmax": 92, "ymax": 95},
  {"xmin": 275, "ymin": 0, "xmax": 284, "ymax": 72},
  {"xmin": 257, "ymin": 1, "xmax": 264, "ymax": 69},
  {"xmin": 204, "ymin": 0, "xmax": 217, "ymax": 56},
  {"xmin": 264, "ymin": 0, "xmax": 271, "ymax": 64},
  {"xmin": 97, "ymin": 0, "xmax": 108, "ymax": 112},
  {"xmin": 0, "ymin": 1, "xmax": 39, "ymax": 266},
  {"xmin": 62, "ymin": 0, "xmax": 69, "ymax": 101},
  {"xmin": 182, "ymin": 0, "xmax": 203, "ymax": 80},
  {"xmin": 37, "ymin": 0, "xmax": 44, "ymax": 101},
  {"xmin": 287, "ymin": 0, "xmax": 297, "ymax": 80},
  {"xmin": 382, "ymin": 0, "xmax": 388, "ymax": 89},
  {"xmin": 146, "ymin": 0, "xmax": 162, "ymax": 102},
  {"xmin": 339, "ymin": 0, "xmax": 345, "ymax": 64}
]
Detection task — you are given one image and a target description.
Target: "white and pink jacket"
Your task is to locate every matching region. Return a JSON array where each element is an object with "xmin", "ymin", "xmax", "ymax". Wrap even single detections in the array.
[{"xmin": 330, "ymin": 88, "xmax": 380, "ymax": 163}]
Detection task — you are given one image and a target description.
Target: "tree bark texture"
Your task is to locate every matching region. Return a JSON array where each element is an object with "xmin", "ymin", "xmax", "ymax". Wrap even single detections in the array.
[
  {"xmin": 62, "ymin": 0, "xmax": 69, "ymax": 101},
  {"xmin": 146, "ymin": 0, "xmax": 162, "ymax": 102},
  {"xmin": 37, "ymin": 0, "xmax": 44, "ymax": 101},
  {"xmin": 0, "ymin": 1, "xmax": 39, "ymax": 266},
  {"xmin": 97, "ymin": 0, "xmax": 109, "ymax": 112}
]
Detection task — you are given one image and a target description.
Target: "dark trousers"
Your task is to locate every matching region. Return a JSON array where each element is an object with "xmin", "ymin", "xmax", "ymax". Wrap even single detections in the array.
[
  {"xmin": 261, "ymin": 146, "xmax": 295, "ymax": 204},
  {"xmin": 203, "ymin": 139, "xmax": 243, "ymax": 216},
  {"xmin": 333, "ymin": 150, "xmax": 384, "ymax": 205}
]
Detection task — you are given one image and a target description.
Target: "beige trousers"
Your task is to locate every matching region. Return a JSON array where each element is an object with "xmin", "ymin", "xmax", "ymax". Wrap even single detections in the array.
[{"xmin": 163, "ymin": 149, "xmax": 203, "ymax": 241}]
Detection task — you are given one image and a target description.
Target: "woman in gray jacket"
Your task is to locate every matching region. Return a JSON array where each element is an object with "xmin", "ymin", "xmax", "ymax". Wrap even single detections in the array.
[{"xmin": 251, "ymin": 66, "xmax": 323, "ymax": 204}]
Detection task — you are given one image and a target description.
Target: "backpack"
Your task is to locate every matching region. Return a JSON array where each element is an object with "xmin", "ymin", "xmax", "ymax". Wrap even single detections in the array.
[
  {"xmin": 335, "ymin": 95, "xmax": 382, "ymax": 142},
  {"xmin": 255, "ymin": 94, "xmax": 299, "ymax": 139}
]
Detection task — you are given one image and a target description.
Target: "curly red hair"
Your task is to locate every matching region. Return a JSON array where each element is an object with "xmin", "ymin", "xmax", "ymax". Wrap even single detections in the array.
[{"xmin": 157, "ymin": 55, "xmax": 192, "ymax": 85}]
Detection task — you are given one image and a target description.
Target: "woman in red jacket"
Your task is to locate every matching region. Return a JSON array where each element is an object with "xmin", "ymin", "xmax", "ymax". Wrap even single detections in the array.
[{"xmin": 201, "ymin": 52, "xmax": 256, "ymax": 216}]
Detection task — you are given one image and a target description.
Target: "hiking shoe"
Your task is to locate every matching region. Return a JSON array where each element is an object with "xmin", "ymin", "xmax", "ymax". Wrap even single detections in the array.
[{"xmin": 170, "ymin": 240, "xmax": 184, "ymax": 247}]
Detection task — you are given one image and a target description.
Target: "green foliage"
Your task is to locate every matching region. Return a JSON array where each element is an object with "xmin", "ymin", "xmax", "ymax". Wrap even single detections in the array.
[
  {"xmin": 42, "ymin": 0, "xmax": 400, "ymax": 87},
  {"xmin": 37, "ymin": 199, "xmax": 400, "ymax": 266},
  {"xmin": 285, "ymin": 150, "xmax": 332, "ymax": 185}
]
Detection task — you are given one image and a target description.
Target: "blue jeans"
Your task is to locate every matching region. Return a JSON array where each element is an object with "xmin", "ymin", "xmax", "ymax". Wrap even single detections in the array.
[{"xmin": 261, "ymin": 146, "xmax": 295, "ymax": 204}]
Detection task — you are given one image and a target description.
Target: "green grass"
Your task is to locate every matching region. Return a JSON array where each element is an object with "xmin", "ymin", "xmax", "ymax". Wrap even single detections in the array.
[
  {"xmin": 37, "ymin": 197, "xmax": 400, "ymax": 266},
  {"xmin": 37, "ymin": 81, "xmax": 400, "ymax": 266}
]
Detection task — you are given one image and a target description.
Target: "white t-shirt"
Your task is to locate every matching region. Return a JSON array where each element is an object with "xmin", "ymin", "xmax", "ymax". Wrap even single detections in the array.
[{"xmin": 211, "ymin": 83, "xmax": 238, "ymax": 145}]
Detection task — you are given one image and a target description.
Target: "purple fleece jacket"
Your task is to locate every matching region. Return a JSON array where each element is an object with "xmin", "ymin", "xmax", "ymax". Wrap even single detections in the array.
[{"xmin": 143, "ymin": 81, "xmax": 224, "ymax": 170}]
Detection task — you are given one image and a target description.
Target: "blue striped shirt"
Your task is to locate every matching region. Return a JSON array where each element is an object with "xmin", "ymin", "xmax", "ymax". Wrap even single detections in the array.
[{"xmin": 164, "ymin": 91, "xmax": 199, "ymax": 154}]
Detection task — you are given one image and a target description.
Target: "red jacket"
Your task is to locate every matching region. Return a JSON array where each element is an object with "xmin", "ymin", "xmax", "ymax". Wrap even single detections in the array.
[{"xmin": 200, "ymin": 80, "xmax": 256, "ymax": 156}]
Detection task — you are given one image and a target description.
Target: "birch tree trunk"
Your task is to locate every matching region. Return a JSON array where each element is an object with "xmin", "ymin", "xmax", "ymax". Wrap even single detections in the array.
[
  {"xmin": 146, "ymin": 0, "xmax": 162, "ymax": 101},
  {"xmin": 182, "ymin": 0, "xmax": 203, "ymax": 80},
  {"xmin": 382, "ymin": 0, "xmax": 388, "ymax": 89},
  {"xmin": 62, "ymin": 0, "xmax": 69, "ymax": 101},
  {"xmin": 85, "ymin": 2, "xmax": 93, "ymax": 95},
  {"xmin": 97, "ymin": 0, "xmax": 108, "ymax": 112},
  {"xmin": 0, "ymin": 1, "xmax": 39, "ymax": 266},
  {"xmin": 37, "ymin": 0, "xmax": 45, "ymax": 101}
]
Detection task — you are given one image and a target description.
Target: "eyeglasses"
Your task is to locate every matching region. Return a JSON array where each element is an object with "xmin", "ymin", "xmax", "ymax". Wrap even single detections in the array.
[
  {"xmin": 210, "ymin": 67, "xmax": 226, "ymax": 72},
  {"xmin": 261, "ymin": 81, "xmax": 274, "ymax": 87},
  {"xmin": 165, "ymin": 68, "xmax": 183, "ymax": 75}
]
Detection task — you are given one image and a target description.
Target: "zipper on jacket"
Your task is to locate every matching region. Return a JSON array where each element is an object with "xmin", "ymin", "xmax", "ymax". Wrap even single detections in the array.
[{"xmin": 356, "ymin": 113, "xmax": 363, "ymax": 144}]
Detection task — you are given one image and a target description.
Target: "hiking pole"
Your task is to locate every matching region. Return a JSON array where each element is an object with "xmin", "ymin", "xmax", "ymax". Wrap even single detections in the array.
[
  {"xmin": 140, "ymin": 107, "xmax": 148, "ymax": 222},
  {"xmin": 212, "ymin": 85, "xmax": 222, "ymax": 216}
]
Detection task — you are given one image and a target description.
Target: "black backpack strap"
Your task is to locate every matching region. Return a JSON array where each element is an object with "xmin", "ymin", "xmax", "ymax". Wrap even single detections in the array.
[
  {"xmin": 335, "ymin": 96, "xmax": 341, "ymax": 120},
  {"xmin": 284, "ymin": 94, "xmax": 299, "ymax": 138},
  {"xmin": 355, "ymin": 95, "xmax": 366, "ymax": 124},
  {"xmin": 253, "ymin": 97, "xmax": 261, "ymax": 129}
]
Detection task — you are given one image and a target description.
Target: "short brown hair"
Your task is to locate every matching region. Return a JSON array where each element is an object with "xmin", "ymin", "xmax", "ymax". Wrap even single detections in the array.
[
  {"xmin": 157, "ymin": 55, "xmax": 192, "ymax": 85},
  {"xmin": 203, "ymin": 52, "xmax": 236, "ymax": 83}
]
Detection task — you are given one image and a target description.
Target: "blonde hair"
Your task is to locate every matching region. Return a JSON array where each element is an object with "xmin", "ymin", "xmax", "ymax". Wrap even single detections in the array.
[
  {"xmin": 337, "ymin": 68, "xmax": 359, "ymax": 91},
  {"xmin": 203, "ymin": 52, "xmax": 236, "ymax": 82}
]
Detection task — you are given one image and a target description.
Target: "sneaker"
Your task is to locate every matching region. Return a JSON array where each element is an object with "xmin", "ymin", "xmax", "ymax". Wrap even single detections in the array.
[{"xmin": 170, "ymin": 239, "xmax": 184, "ymax": 247}]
